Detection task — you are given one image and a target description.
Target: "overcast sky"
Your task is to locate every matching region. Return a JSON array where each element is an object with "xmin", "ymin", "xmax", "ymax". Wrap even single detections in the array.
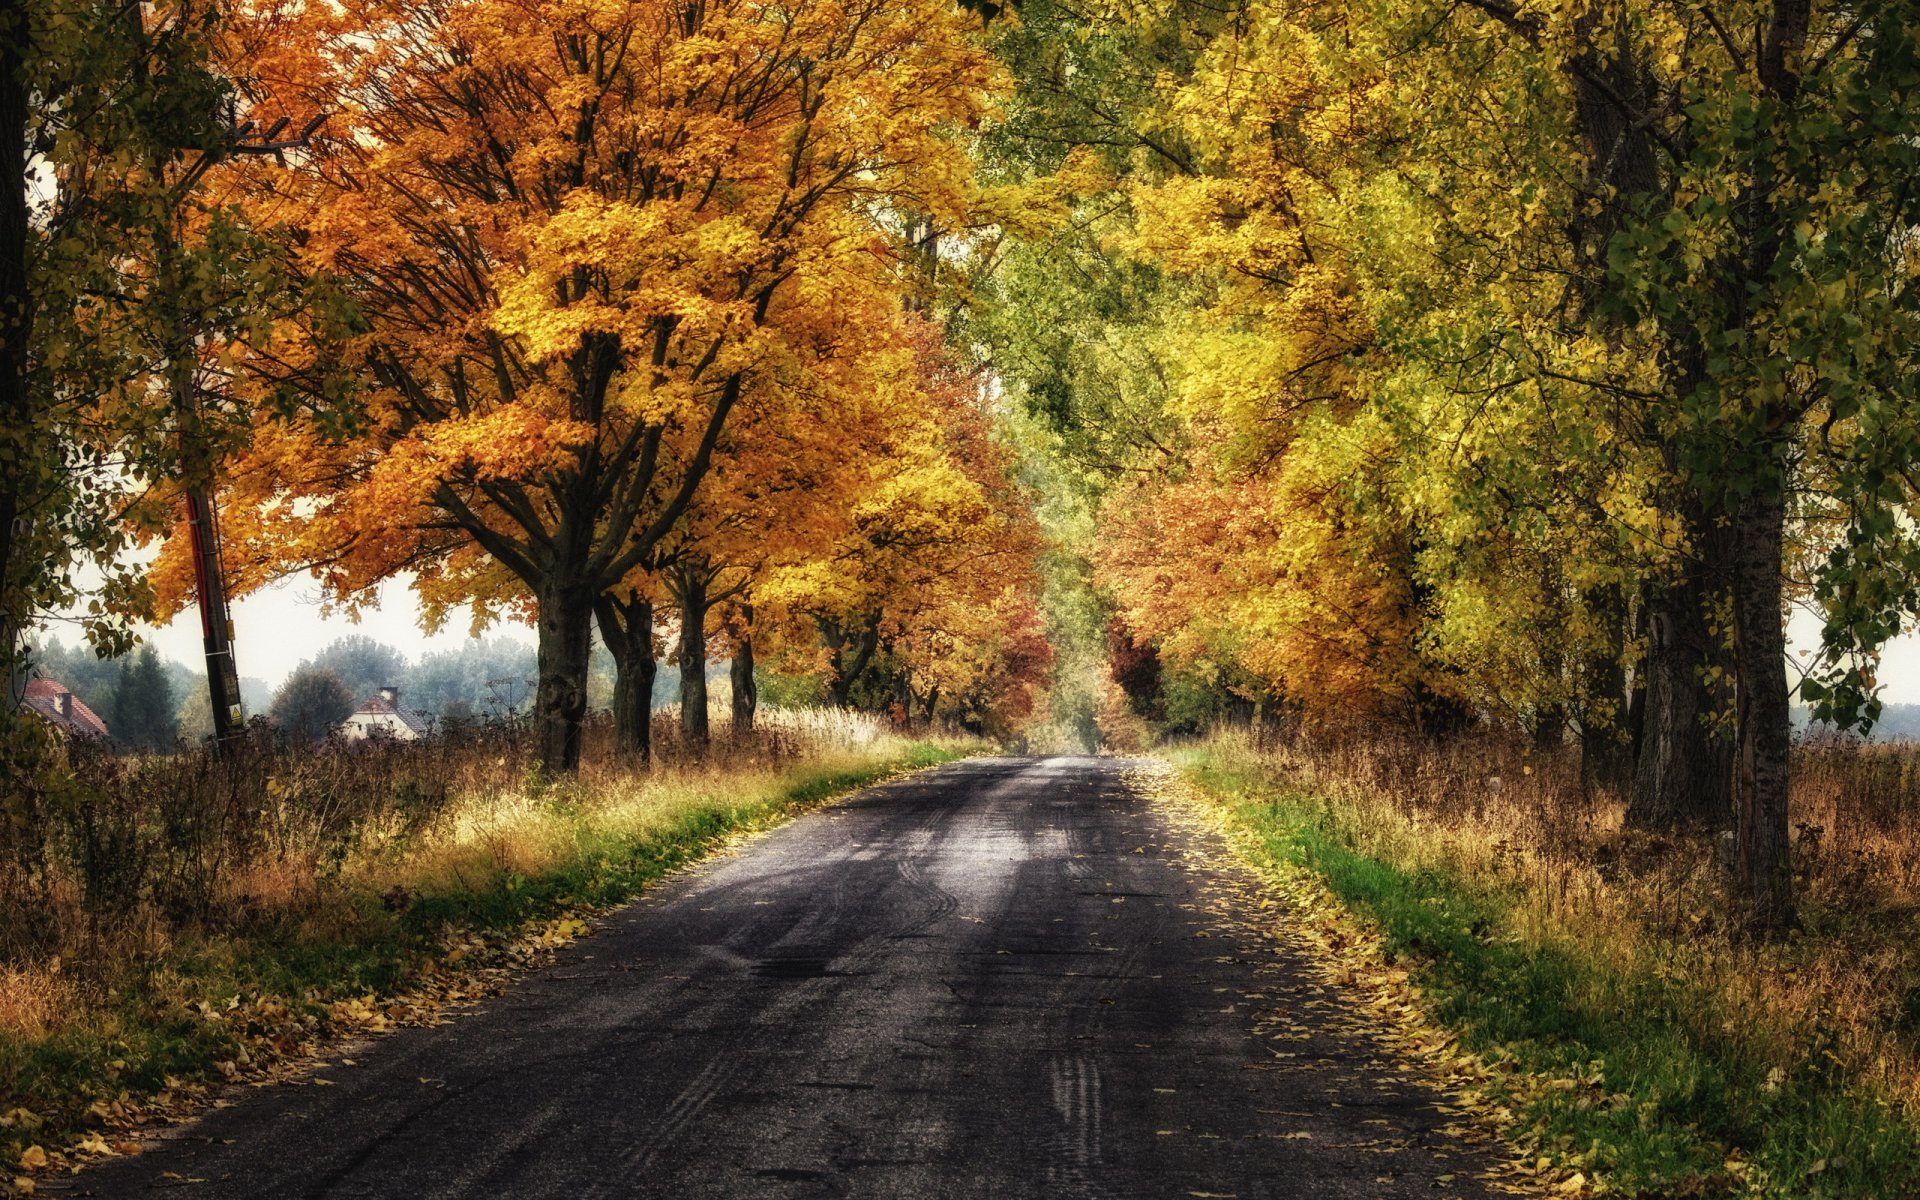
[
  {"xmin": 135, "ymin": 574, "xmax": 535, "ymax": 688},
  {"xmin": 108, "ymin": 573, "xmax": 1920, "ymax": 707}
]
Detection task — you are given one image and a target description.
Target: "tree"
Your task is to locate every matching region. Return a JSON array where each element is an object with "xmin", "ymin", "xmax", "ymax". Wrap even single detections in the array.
[
  {"xmin": 588, "ymin": 302, "xmax": 892, "ymax": 760},
  {"xmin": 758, "ymin": 323, "xmax": 1047, "ymax": 723},
  {"xmin": 1424, "ymin": 0, "xmax": 1920, "ymax": 926},
  {"xmin": 308, "ymin": 635, "xmax": 409, "ymax": 709},
  {"xmin": 179, "ymin": 0, "xmax": 1002, "ymax": 775},
  {"xmin": 990, "ymin": 0, "xmax": 1920, "ymax": 931},
  {"xmin": 269, "ymin": 665, "xmax": 354, "ymax": 744},
  {"xmin": 25, "ymin": 636, "xmax": 122, "ymax": 715},
  {"xmin": 110, "ymin": 645, "xmax": 180, "ymax": 752},
  {"xmin": 408, "ymin": 638, "xmax": 538, "ymax": 719},
  {"xmin": 2, "ymin": 0, "xmax": 290, "ymax": 750},
  {"xmin": 3, "ymin": 0, "xmax": 316, "ymax": 741}
]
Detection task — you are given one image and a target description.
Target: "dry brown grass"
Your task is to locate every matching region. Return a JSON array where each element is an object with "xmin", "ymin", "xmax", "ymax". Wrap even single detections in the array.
[
  {"xmin": 1206, "ymin": 727, "xmax": 1920, "ymax": 1112},
  {"xmin": 0, "ymin": 967, "xmax": 79, "ymax": 1040},
  {"xmin": 0, "ymin": 706, "xmax": 926, "ymax": 1026}
]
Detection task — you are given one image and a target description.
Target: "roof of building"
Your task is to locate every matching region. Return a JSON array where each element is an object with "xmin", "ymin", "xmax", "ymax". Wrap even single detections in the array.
[
  {"xmin": 20, "ymin": 678, "xmax": 111, "ymax": 738},
  {"xmin": 349, "ymin": 693, "xmax": 428, "ymax": 736}
]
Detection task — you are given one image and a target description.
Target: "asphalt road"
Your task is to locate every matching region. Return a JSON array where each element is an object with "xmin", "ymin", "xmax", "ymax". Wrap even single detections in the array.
[{"xmin": 75, "ymin": 756, "xmax": 1503, "ymax": 1199}]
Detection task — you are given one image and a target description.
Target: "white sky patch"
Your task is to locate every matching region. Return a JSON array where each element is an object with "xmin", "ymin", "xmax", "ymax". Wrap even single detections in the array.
[
  {"xmin": 1787, "ymin": 607, "xmax": 1920, "ymax": 706},
  {"xmin": 140, "ymin": 574, "xmax": 535, "ymax": 688}
]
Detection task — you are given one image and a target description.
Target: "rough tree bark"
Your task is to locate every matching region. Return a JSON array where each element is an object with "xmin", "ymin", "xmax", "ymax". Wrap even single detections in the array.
[
  {"xmin": 1626, "ymin": 574, "xmax": 1732, "ymax": 830},
  {"xmin": 594, "ymin": 591, "xmax": 656, "ymax": 766},
  {"xmin": 822, "ymin": 615, "xmax": 880, "ymax": 708},
  {"xmin": 890, "ymin": 672, "xmax": 914, "ymax": 730},
  {"xmin": 1729, "ymin": 482, "xmax": 1795, "ymax": 928},
  {"xmin": 730, "ymin": 605, "xmax": 757, "ymax": 736},
  {"xmin": 534, "ymin": 580, "xmax": 594, "ymax": 776},
  {"xmin": 672, "ymin": 565, "xmax": 710, "ymax": 747},
  {"xmin": 1716, "ymin": 0, "xmax": 1809, "ymax": 933}
]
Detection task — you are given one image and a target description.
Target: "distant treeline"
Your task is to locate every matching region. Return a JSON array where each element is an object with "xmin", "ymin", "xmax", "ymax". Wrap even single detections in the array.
[{"xmin": 23, "ymin": 631, "xmax": 729, "ymax": 750}]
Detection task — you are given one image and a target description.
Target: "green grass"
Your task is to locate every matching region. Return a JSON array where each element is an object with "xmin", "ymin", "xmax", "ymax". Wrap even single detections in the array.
[
  {"xmin": 1177, "ymin": 747, "xmax": 1920, "ymax": 1199},
  {"xmin": 0, "ymin": 742, "xmax": 968, "ymax": 1162}
]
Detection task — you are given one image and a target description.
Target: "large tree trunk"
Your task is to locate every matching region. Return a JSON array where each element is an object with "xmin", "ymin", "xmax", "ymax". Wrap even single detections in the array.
[
  {"xmin": 594, "ymin": 592, "xmax": 656, "ymax": 766},
  {"xmin": 673, "ymin": 569, "xmax": 710, "ymax": 747},
  {"xmin": 729, "ymin": 611, "xmax": 757, "ymax": 736},
  {"xmin": 535, "ymin": 582, "xmax": 595, "ymax": 774},
  {"xmin": 1729, "ymin": 483, "xmax": 1795, "ymax": 930},
  {"xmin": 1626, "ymin": 573, "xmax": 1732, "ymax": 830},
  {"xmin": 1625, "ymin": 595, "xmax": 1648, "ymax": 774},
  {"xmin": 0, "ymin": 22, "xmax": 30, "ymax": 707},
  {"xmin": 822, "ymin": 615, "xmax": 880, "ymax": 708}
]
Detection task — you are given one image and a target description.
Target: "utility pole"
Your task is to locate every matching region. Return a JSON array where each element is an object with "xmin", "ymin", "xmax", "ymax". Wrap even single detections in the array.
[
  {"xmin": 158, "ymin": 102, "xmax": 325, "ymax": 750},
  {"xmin": 185, "ymin": 489, "xmax": 245, "ymax": 744}
]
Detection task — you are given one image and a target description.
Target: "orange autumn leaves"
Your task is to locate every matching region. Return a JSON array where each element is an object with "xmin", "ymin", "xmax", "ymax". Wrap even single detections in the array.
[
  {"xmin": 1093, "ymin": 422, "xmax": 1425, "ymax": 722},
  {"xmin": 146, "ymin": 0, "xmax": 1045, "ymax": 756}
]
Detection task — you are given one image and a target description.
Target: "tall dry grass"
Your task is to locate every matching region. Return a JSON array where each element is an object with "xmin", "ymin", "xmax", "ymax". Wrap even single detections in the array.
[
  {"xmin": 0, "ymin": 706, "xmax": 914, "ymax": 1038},
  {"xmin": 1204, "ymin": 727, "xmax": 1920, "ymax": 1111}
]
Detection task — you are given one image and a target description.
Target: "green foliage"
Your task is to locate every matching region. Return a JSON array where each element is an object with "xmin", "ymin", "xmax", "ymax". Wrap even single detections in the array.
[
  {"xmin": 109, "ymin": 645, "xmax": 179, "ymax": 752},
  {"xmin": 975, "ymin": 0, "xmax": 1211, "ymax": 182},
  {"xmin": 305, "ymin": 635, "xmax": 409, "ymax": 710},
  {"xmin": 753, "ymin": 666, "xmax": 825, "ymax": 711},
  {"xmin": 268, "ymin": 665, "xmax": 354, "ymax": 743},
  {"xmin": 1158, "ymin": 663, "xmax": 1235, "ymax": 737},
  {"xmin": 410, "ymin": 638, "xmax": 539, "ymax": 718},
  {"xmin": 3, "ymin": 0, "xmax": 309, "ymax": 669},
  {"xmin": 23, "ymin": 636, "xmax": 122, "ymax": 718}
]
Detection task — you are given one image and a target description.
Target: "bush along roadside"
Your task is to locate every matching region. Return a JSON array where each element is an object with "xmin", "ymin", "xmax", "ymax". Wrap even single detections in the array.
[
  {"xmin": 1173, "ymin": 745, "xmax": 1920, "ymax": 1200},
  {"xmin": 1, "ymin": 741, "xmax": 971, "ymax": 1186}
]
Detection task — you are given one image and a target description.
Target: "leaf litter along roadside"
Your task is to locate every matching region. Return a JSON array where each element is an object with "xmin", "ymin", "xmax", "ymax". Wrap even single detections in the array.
[
  {"xmin": 2, "ymin": 744, "xmax": 976, "ymax": 1197},
  {"xmin": 1126, "ymin": 762, "xmax": 1555, "ymax": 1199}
]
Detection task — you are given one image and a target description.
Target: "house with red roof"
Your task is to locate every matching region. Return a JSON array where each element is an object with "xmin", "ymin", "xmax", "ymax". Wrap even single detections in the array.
[{"xmin": 21, "ymin": 678, "xmax": 110, "ymax": 739}]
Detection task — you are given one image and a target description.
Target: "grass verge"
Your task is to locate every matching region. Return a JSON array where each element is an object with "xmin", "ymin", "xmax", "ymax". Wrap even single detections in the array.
[
  {"xmin": 1174, "ymin": 741, "xmax": 1920, "ymax": 1199},
  {"xmin": 1, "ymin": 739, "xmax": 970, "ymax": 1182}
]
